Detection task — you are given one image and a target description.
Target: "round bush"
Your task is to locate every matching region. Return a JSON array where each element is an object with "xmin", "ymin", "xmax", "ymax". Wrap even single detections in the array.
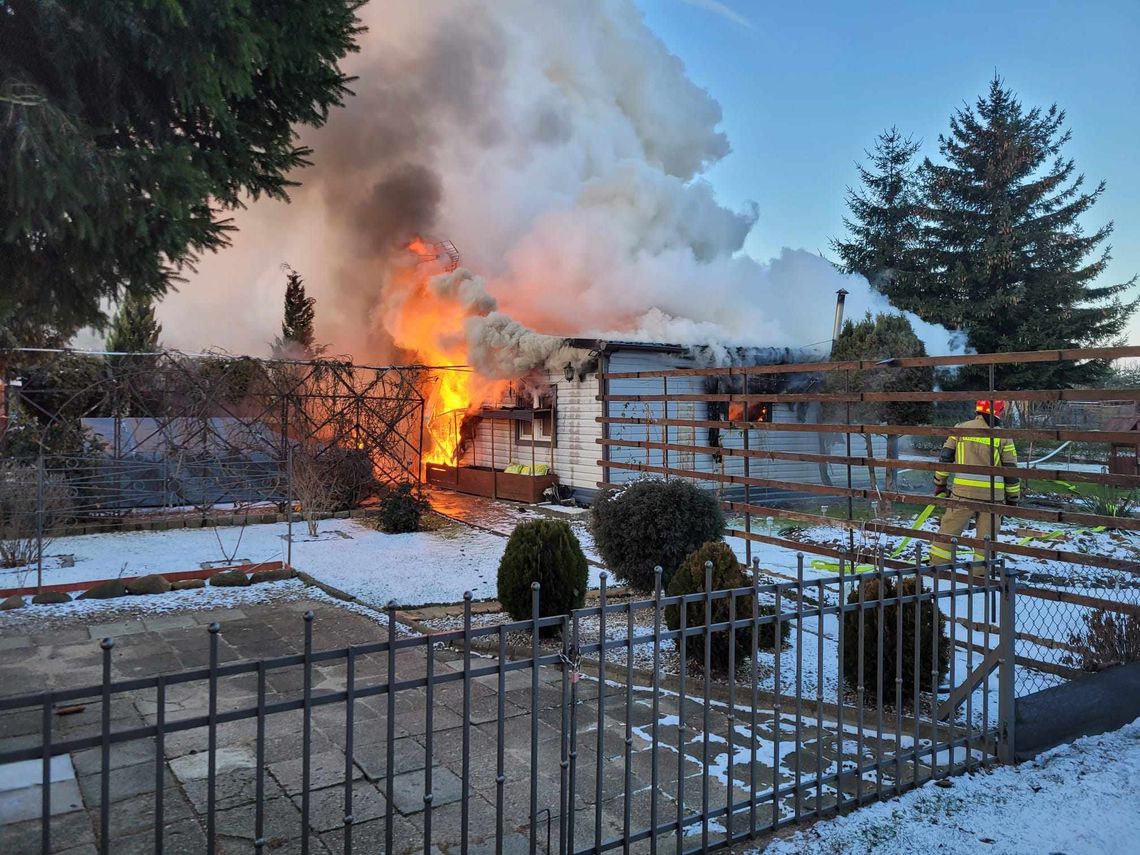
[
  {"xmin": 664, "ymin": 541, "xmax": 788, "ymax": 673},
  {"xmin": 378, "ymin": 483, "xmax": 429, "ymax": 533},
  {"xmin": 841, "ymin": 575, "xmax": 950, "ymax": 702},
  {"xmin": 591, "ymin": 478, "xmax": 724, "ymax": 594},
  {"xmin": 497, "ymin": 519, "xmax": 589, "ymax": 625}
]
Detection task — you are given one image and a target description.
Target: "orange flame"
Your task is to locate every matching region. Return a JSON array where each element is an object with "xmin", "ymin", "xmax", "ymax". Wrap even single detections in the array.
[{"xmin": 387, "ymin": 239, "xmax": 499, "ymax": 467}]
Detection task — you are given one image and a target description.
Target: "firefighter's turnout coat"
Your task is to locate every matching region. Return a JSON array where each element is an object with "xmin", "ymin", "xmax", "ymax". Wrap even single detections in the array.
[{"xmin": 930, "ymin": 416, "xmax": 1020, "ymax": 563}]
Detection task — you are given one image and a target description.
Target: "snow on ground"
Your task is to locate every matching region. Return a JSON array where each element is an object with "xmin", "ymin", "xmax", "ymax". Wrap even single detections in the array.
[
  {"xmin": 1, "ymin": 578, "xmax": 369, "ymax": 626},
  {"xmin": 0, "ymin": 517, "xmax": 605, "ymax": 609},
  {"xmin": 755, "ymin": 717, "xmax": 1140, "ymax": 855}
]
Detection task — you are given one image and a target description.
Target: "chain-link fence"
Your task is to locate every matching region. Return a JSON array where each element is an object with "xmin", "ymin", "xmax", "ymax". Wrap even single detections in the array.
[
  {"xmin": 1015, "ymin": 563, "xmax": 1140, "ymax": 696},
  {"xmin": 0, "ymin": 453, "xmax": 296, "ymax": 593}
]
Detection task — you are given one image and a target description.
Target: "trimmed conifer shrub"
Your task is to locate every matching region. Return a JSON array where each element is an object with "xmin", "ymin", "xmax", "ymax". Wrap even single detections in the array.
[
  {"xmin": 497, "ymin": 519, "xmax": 588, "ymax": 625},
  {"xmin": 590, "ymin": 478, "xmax": 724, "ymax": 594},
  {"xmin": 378, "ymin": 483, "xmax": 429, "ymax": 533},
  {"xmin": 841, "ymin": 575, "xmax": 950, "ymax": 702},
  {"xmin": 664, "ymin": 541, "xmax": 788, "ymax": 673}
]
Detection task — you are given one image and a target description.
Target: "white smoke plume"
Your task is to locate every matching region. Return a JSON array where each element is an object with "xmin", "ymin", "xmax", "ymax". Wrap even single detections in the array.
[{"xmin": 159, "ymin": 0, "xmax": 962, "ymax": 368}]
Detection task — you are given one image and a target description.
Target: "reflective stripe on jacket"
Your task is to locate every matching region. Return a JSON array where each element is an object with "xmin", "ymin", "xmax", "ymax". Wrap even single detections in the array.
[{"xmin": 933, "ymin": 416, "xmax": 1020, "ymax": 500}]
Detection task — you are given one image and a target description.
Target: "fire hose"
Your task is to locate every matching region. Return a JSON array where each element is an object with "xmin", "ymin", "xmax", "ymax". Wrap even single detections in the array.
[{"xmin": 808, "ymin": 503, "xmax": 936, "ymax": 574}]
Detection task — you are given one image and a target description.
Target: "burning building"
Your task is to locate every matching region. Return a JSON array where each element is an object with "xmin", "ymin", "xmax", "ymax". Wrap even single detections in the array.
[{"xmin": 423, "ymin": 338, "xmax": 843, "ymax": 504}]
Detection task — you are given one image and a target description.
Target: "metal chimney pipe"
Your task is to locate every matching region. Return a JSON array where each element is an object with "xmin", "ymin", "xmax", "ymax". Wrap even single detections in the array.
[{"xmin": 831, "ymin": 288, "xmax": 849, "ymax": 344}]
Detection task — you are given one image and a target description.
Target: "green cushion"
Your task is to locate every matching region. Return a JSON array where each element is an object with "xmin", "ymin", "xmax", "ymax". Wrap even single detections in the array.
[
  {"xmin": 532, "ymin": 464, "xmax": 550, "ymax": 476},
  {"xmin": 504, "ymin": 463, "xmax": 524, "ymax": 475}
]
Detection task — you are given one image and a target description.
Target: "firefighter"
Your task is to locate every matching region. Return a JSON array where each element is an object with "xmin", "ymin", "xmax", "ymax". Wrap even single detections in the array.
[{"xmin": 929, "ymin": 399, "xmax": 1020, "ymax": 567}]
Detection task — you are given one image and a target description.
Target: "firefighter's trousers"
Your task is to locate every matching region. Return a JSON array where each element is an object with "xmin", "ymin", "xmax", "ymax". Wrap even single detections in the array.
[{"xmin": 929, "ymin": 498, "xmax": 1000, "ymax": 571}]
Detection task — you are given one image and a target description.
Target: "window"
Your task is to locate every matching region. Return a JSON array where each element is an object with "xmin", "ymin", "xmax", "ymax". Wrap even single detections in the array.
[{"xmin": 516, "ymin": 412, "xmax": 555, "ymax": 447}]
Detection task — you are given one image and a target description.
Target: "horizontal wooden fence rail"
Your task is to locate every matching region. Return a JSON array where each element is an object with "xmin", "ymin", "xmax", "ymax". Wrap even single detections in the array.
[
  {"xmin": 596, "ymin": 437, "xmax": 1140, "ymax": 488},
  {"xmin": 591, "ymin": 480, "xmax": 1138, "ymax": 573},
  {"xmin": 723, "ymin": 500, "xmax": 1140, "ymax": 574},
  {"xmin": 600, "ymin": 344, "xmax": 1140, "ymax": 380},
  {"xmin": 599, "ymin": 458, "xmax": 1140, "ymax": 534},
  {"xmin": 598, "ymin": 414, "xmax": 1140, "ymax": 445},
  {"xmin": 599, "ymin": 388, "xmax": 1140, "ymax": 405}
]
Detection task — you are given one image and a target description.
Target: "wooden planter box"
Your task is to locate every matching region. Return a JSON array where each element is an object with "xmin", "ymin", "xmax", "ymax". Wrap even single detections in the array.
[{"xmin": 426, "ymin": 463, "xmax": 558, "ymax": 503}]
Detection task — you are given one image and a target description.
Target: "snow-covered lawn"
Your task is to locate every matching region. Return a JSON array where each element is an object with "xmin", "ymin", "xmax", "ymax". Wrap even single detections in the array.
[
  {"xmin": 0, "ymin": 516, "xmax": 606, "ymax": 608},
  {"xmin": 756, "ymin": 717, "xmax": 1140, "ymax": 855},
  {"xmin": 0, "ymin": 578, "xmax": 395, "ymax": 630}
]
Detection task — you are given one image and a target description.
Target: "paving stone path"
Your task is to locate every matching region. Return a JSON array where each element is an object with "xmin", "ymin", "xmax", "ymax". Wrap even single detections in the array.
[{"xmin": 0, "ymin": 596, "xmax": 921, "ymax": 854}]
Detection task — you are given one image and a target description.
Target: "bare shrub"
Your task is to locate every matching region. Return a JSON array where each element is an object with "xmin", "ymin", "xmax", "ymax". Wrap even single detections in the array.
[
  {"xmin": 289, "ymin": 447, "xmax": 378, "ymax": 538},
  {"xmin": 1067, "ymin": 609, "xmax": 1140, "ymax": 672},
  {"xmin": 0, "ymin": 462, "xmax": 72, "ymax": 568},
  {"xmin": 290, "ymin": 451, "xmax": 336, "ymax": 537}
]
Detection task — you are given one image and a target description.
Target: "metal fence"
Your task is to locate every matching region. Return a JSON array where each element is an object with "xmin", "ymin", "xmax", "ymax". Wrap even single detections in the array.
[
  {"xmin": 0, "ymin": 452, "xmax": 327, "ymax": 595},
  {"xmin": 0, "ymin": 556, "xmax": 1012, "ymax": 854},
  {"xmin": 0, "ymin": 349, "xmax": 436, "ymax": 594},
  {"xmin": 1, "ymin": 348, "xmax": 427, "ymax": 496},
  {"xmin": 595, "ymin": 345, "xmax": 1140, "ymax": 697}
]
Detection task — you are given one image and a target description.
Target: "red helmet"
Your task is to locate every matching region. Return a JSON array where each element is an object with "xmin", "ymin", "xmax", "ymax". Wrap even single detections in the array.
[{"xmin": 976, "ymin": 399, "xmax": 1006, "ymax": 418}]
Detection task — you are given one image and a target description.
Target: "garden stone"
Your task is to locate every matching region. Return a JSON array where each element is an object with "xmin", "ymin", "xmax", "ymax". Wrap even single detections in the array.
[
  {"xmin": 250, "ymin": 566, "xmax": 295, "ymax": 584},
  {"xmin": 127, "ymin": 574, "xmax": 172, "ymax": 595},
  {"xmin": 171, "ymin": 579, "xmax": 206, "ymax": 591},
  {"xmin": 32, "ymin": 591, "xmax": 71, "ymax": 605},
  {"xmin": 209, "ymin": 570, "xmax": 250, "ymax": 587},
  {"xmin": 0, "ymin": 595, "xmax": 26, "ymax": 610},
  {"xmin": 79, "ymin": 580, "xmax": 128, "ymax": 600}
]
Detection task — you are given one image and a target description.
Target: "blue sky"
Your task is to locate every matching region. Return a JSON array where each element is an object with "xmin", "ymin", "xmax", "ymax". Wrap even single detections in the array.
[{"xmin": 636, "ymin": 0, "xmax": 1140, "ymax": 338}]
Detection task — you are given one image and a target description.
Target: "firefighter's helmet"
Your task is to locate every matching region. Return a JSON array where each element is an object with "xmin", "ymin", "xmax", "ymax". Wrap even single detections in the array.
[{"xmin": 976, "ymin": 399, "xmax": 1006, "ymax": 418}]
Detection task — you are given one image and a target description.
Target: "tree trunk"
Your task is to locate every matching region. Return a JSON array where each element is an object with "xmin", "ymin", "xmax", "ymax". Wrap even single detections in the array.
[
  {"xmin": 817, "ymin": 432, "xmax": 833, "ymax": 487},
  {"xmin": 885, "ymin": 434, "xmax": 899, "ymax": 491},
  {"xmin": 864, "ymin": 434, "xmax": 880, "ymax": 495}
]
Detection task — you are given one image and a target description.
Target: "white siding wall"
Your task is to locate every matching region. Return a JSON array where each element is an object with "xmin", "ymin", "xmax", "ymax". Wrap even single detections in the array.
[
  {"xmin": 602, "ymin": 350, "xmax": 891, "ymax": 494},
  {"xmin": 463, "ymin": 348, "xmax": 893, "ymax": 499},
  {"xmin": 466, "ymin": 369, "xmax": 602, "ymax": 492},
  {"xmin": 605, "ymin": 350, "xmax": 705, "ymax": 486}
]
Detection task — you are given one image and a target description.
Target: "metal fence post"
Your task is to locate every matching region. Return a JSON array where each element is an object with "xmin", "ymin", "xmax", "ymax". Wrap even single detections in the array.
[
  {"xmin": 35, "ymin": 453, "xmax": 45, "ymax": 593},
  {"xmin": 998, "ymin": 559, "xmax": 1019, "ymax": 764},
  {"xmin": 530, "ymin": 582, "xmax": 541, "ymax": 855},
  {"xmin": 286, "ymin": 445, "xmax": 294, "ymax": 569}
]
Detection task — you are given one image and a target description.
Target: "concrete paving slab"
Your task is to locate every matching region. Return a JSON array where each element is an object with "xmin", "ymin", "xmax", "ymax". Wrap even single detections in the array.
[
  {"xmin": 0, "ymin": 779, "xmax": 84, "ymax": 824},
  {"xmin": 169, "ymin": 745, "xmax": 257, "ymax": 783},
  {"xmin": 269, "ymin": 748, "xmax": 361, "ymax": 797},
  {"xmin": 295, "ymin": 779, "xmax": 387, "ymax": 832},
  {"xmin": 390, "ymin": 765, "xmax": 462, "ymax": 815},
  {"xmin": 115, "ymin": 817, "xmax": 209, "ymax": 855},
  {"xmin": 0, "ymin": 804, "xmax": 96, "ymax": 853},
  {"xmin": 193, "ymin": 609, "xmax": 248, "ymax": 624},
  {"xmin": 141, "ymin": 614, "xmax": 200, "ymax": 632},
  {"xmin": 318, "ymin": 814, "xmax": 425, "ymax": 855},
  {"xmin": 87, "ymin": 620, "xmax": 147, "ymax": 640},
  {"xmin": 0, "ymin": 753, "xmax": 75, "ymax": 791},
  {"xmin": 353, "ymin": 734, "xmax": 427, "ymax": 783},
  {"xmin": 91, "ymin": 785, "xmax": 197, "ymax": 838},
  {"xmin": 78, "ymin": 760, "xmax": 175, "ymax": 807}
]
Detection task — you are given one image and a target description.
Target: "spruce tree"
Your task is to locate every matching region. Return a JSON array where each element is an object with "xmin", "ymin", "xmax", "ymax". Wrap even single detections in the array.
[
  {"xmin": 826, "ymin": 313, "xmax": 933, "ymax": 491},
  {"xmin": 906, "ymin": 78, "xmax": 1136, "ymax": 388},
  {"xmin": 832, "ymin": 128, "xmax": 922, "ymax": 294},
  {"xmin": 275, "ymin": 266, "xmax": 317, "ymax": 355},
  {"xmin": 105, "ymin": 293, "xmax": 162, "ymax": 354},
  {"xmin": 1, "ymin": 1, "xmax": 363, "ymax": 339}
]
